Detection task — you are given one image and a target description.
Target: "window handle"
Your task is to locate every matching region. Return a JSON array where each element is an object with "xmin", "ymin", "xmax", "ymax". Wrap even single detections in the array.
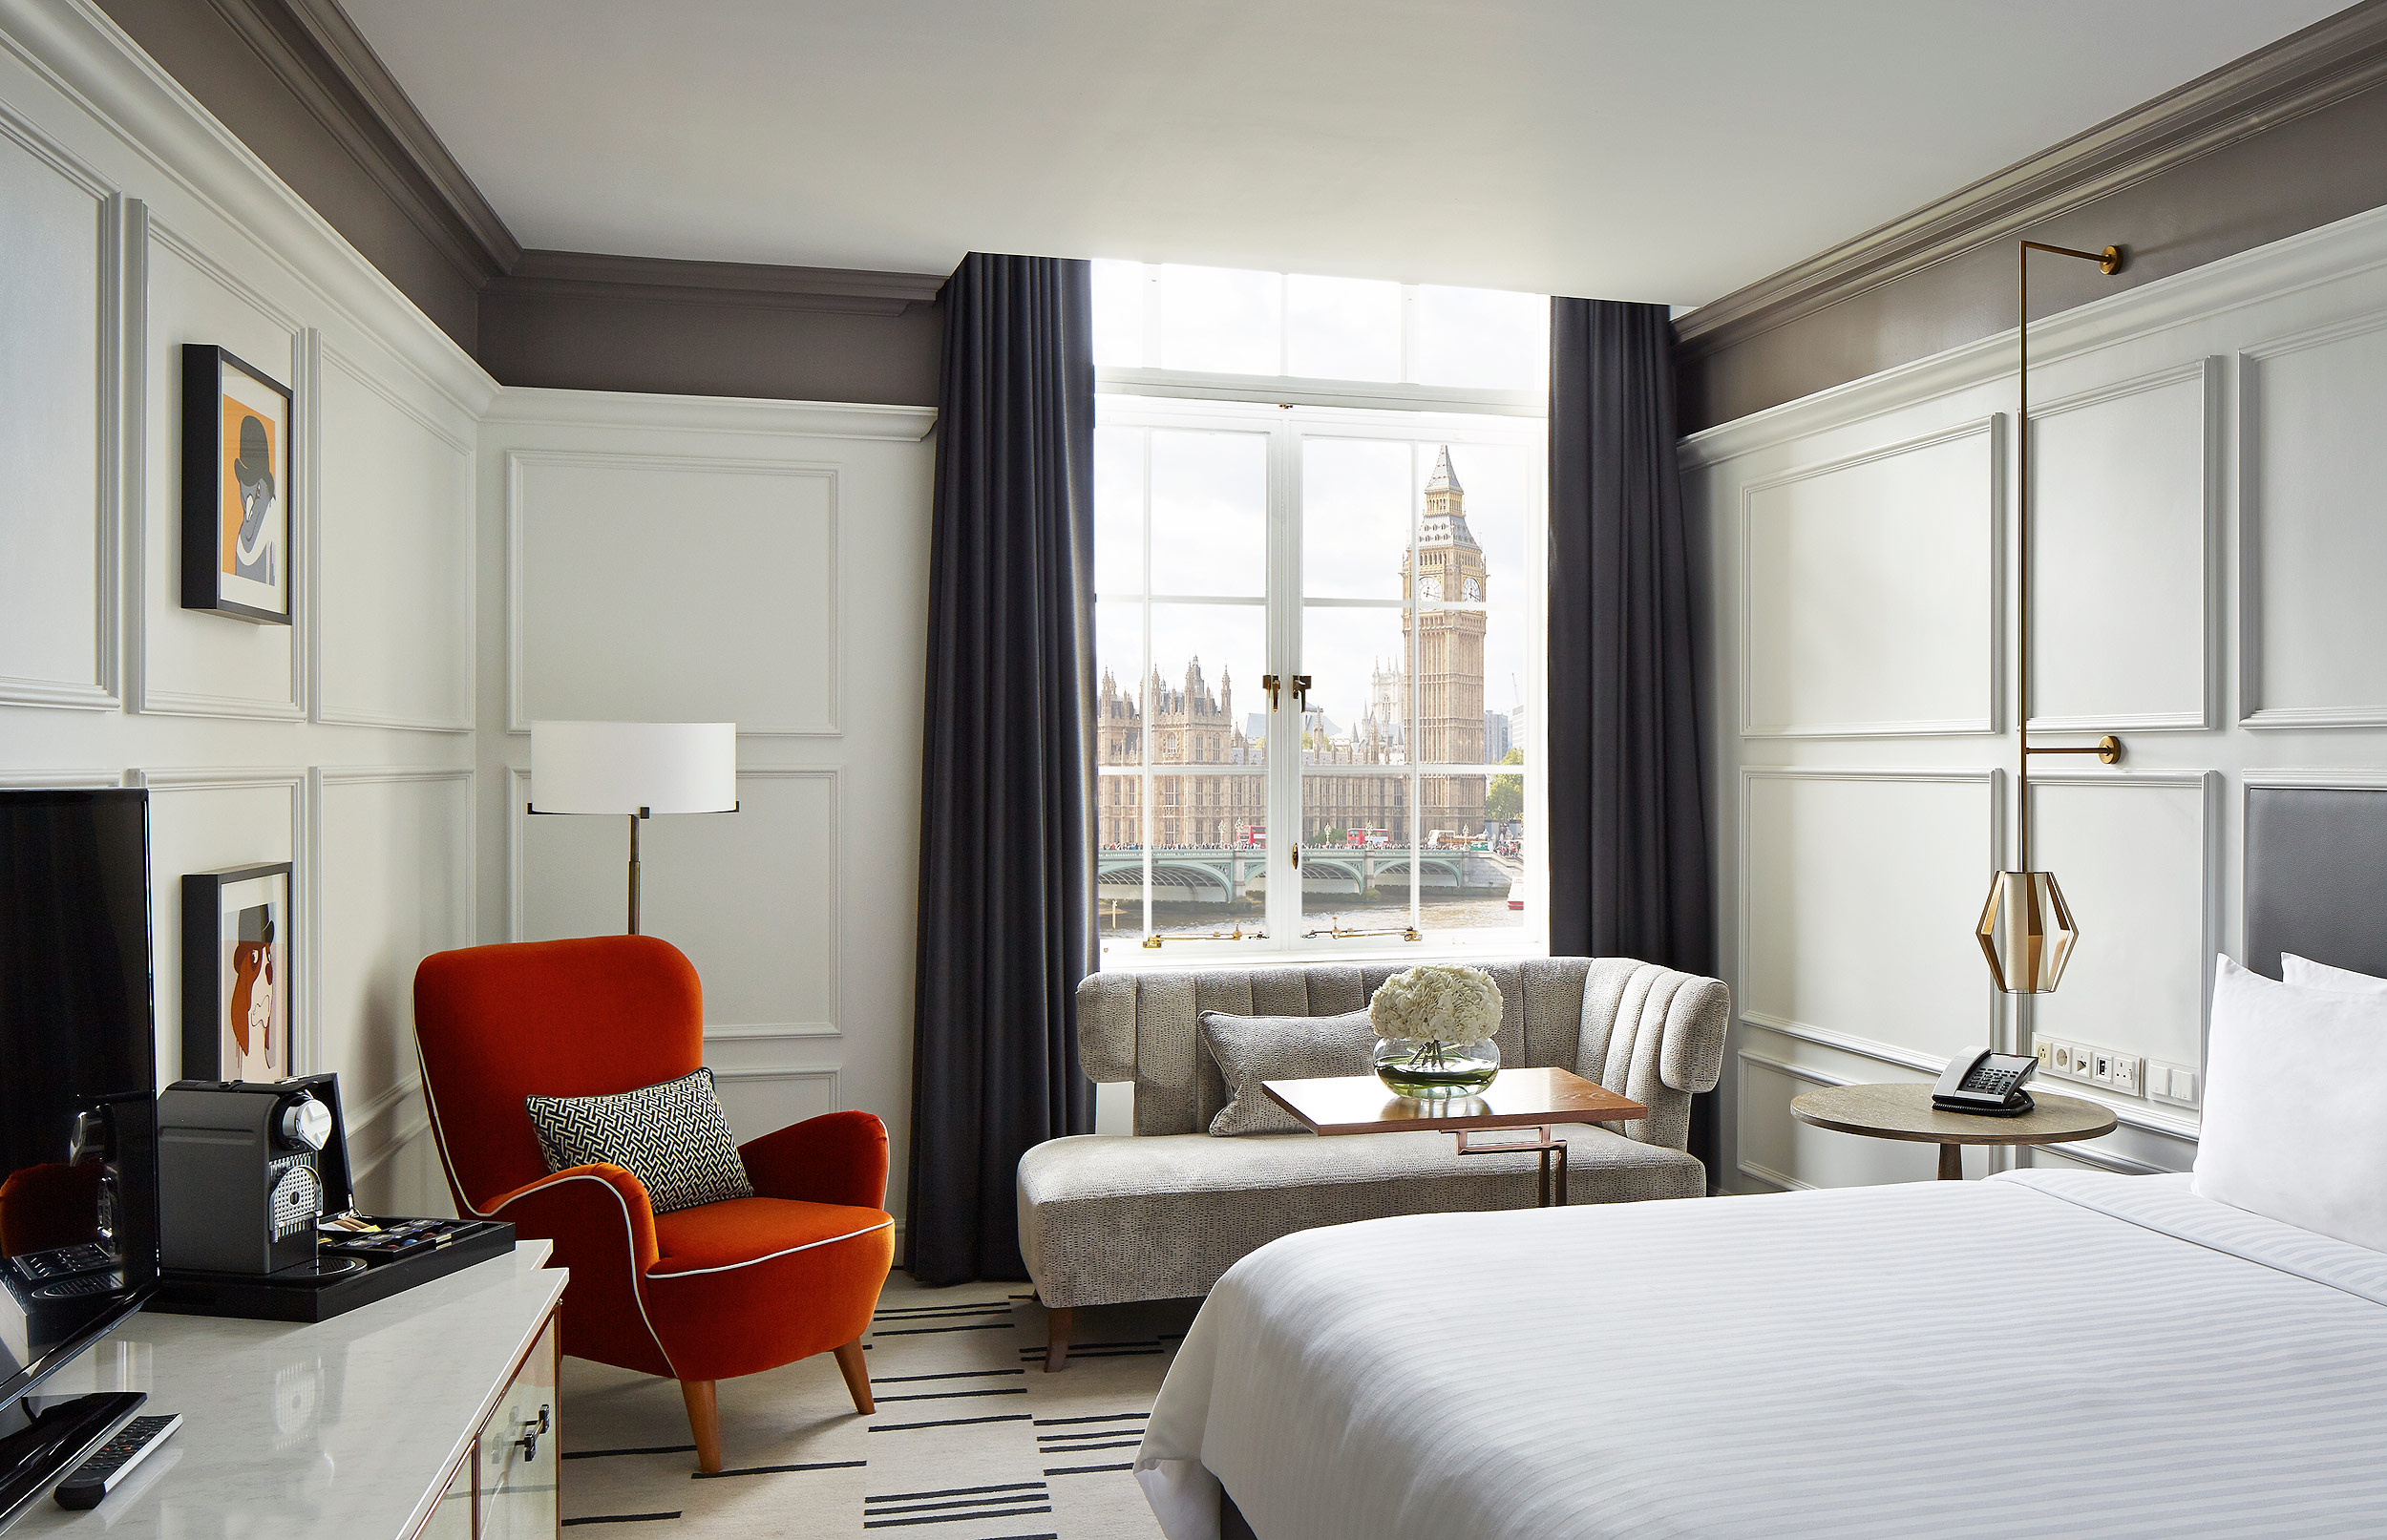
[
  {"xmin": 1262, "ymin": 673, "xmax": 1281, "ymax": 710},
  {"xmin": 1292, "ymin": 675, "xmax": 1312, "ymax": 711}
]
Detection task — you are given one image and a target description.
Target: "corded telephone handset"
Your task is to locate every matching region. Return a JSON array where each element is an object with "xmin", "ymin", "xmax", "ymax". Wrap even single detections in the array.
[{"xmin": 1932, "ymin": 1048, "xmax": 2038, "ymax": 1117}]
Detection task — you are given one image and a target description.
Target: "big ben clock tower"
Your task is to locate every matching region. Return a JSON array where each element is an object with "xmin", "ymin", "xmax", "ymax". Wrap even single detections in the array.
[{"xmin": 1402, "ymin": 446, "xmax": 1488, "ymax": 835}]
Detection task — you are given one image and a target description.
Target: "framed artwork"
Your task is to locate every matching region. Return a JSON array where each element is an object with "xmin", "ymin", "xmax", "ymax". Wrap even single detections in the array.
[
  {"xmin": 181, "ymin": 344, "xmax": 294, "ymax": 624},
  {"xmin": 182, "ymin": 863, "xmax": 294, "ymax": 1083}
]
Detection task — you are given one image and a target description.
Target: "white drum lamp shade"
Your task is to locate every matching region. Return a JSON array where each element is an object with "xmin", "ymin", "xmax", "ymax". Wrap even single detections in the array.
[
  {"xmin": 528, "ymin": 721, "xmax": 737, "ymax": 934},
  {"xmin": 531, "ymin": 721, "xmax": 737, "ymax": 815}
]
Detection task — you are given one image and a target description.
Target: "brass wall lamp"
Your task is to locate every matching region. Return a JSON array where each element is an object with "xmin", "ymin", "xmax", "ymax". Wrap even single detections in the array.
[{"xmin": 1976, "ymin": 239, "xmax": 2128, "ymax": 995}]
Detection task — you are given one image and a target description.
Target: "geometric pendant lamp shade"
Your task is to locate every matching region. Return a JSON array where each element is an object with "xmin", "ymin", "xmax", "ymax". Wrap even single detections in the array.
[{"xmin": 1975, "ymin": 870, "xmax": 2079, "ymax": 995}]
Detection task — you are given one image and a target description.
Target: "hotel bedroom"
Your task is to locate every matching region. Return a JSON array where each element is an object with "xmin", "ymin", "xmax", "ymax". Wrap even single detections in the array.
[{"xmin": 1, "ymin": 2, "xmax": 2384, "ymax": 1536}]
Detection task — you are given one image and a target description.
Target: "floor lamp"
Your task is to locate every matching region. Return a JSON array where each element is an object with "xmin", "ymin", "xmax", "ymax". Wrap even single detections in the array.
[{"xmin": 528, "ymin": 721, "xmax": 738, "ymax": 935}]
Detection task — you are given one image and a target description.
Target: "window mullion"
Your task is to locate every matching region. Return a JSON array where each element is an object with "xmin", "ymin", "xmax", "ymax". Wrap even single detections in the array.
[
  {"xmin": 1394, "ymin": 439, "xmax": 1413, "ymax": 931},
  {"xmin": 1268, "ymin": 411, "xmax": 1300, "ymax": 954},
  {"xmin": 1139, "ymin": 427, "xmax": 1153, "ymax": 944}
]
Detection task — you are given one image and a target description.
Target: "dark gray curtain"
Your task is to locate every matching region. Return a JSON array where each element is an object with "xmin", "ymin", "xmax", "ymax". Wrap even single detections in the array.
[
  {"xmin": 908, "ymin": 253, "xmax": 1097, "ymax": 1284},
  {"xmin": 1547, "ymin": 297, "xmax": 1716, "ymax": 1170}
]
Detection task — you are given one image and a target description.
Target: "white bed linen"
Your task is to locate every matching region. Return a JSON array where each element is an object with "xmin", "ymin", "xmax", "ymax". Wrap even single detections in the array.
[{"xmin": 1137, "ymin": 1171, "xmax": 2387, "ymax": 1539}]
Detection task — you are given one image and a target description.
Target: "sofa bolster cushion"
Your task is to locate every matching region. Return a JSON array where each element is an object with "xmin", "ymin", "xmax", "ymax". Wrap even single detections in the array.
[{"xmin": 1197, "ymin": 1007, "xmax": 1376, "ymax": 1135}]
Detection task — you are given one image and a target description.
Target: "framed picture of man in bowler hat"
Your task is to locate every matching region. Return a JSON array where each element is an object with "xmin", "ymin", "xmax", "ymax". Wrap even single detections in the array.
[{"xmin": 181, "ymin": 344, "xmax": 294, "ymax": 623}]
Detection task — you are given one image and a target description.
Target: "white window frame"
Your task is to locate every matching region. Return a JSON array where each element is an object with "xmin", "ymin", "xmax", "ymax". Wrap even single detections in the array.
[{"xmin": 1095, "ymin": 384, "xmax": 1548, "ymax": 970}]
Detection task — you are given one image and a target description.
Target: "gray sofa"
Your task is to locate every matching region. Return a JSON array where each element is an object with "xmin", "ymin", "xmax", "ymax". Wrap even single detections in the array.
[{"xmin": 1016, "ymin": 957, "xmax": 1730, "ymax": 1367}]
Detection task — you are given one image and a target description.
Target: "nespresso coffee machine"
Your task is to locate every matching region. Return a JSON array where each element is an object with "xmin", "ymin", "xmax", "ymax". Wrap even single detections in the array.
[
  {"xmin": 156, "ymin": 1074, "xmax": 351, "ymax": 1277},
  {"xmin": 150, "ymin": 1074, "xmax": 514, "ymax": 1322}
]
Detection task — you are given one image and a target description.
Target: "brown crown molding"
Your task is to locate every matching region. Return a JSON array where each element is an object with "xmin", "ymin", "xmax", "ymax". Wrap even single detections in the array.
[
  {"xmin": 489, "ymin": 249, "xmax": 947, "ymax": 316},
  {"xmin": 1675, "ymin": 0, "xmax": 2387, "ymax": 360},
  {"xmin": 205, "ymin": 0, "xmax": 520, "ymax": 284}
]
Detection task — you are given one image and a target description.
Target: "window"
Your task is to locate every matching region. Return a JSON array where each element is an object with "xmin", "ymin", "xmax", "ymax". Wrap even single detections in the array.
[{"xmin": 1093, "ymin": 261, "xmax": 1547, "ymax": 964}]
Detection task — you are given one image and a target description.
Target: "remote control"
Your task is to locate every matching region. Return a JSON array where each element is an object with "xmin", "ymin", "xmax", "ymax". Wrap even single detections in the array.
[
  {"xmin": 53, "ymin": 1413, "xmax": 180, "ymax": 1510},
  {"xmin": 10, "ymin": 1244, "xmax": 116, "ymax": 1285}
]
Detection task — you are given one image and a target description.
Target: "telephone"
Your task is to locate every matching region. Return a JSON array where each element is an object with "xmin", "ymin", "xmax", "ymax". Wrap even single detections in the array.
[{"xmin": 1932, "ymin": 1049, "xmax": 2038, "ymax": 1116}]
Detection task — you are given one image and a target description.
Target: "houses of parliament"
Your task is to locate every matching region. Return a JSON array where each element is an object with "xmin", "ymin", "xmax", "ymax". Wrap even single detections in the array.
[{"xmin": 1097, "ymin": 446, "xmax": 1491, "ymax": 849}]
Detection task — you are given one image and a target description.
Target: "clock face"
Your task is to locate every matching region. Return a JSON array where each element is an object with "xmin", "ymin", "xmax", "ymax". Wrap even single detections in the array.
[
  {"xmin": 1418, "ymin": 576, "xmax": 1442, "ymax": 601},
  {"xmin": 1462, "ymin": 577, "xmax": 1482, "ymax": 601}
]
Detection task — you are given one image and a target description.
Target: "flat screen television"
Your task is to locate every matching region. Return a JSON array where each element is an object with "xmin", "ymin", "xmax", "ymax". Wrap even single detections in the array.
[{"xmin": 0, "ymin": 788, "xmax": 158, "ymax": 1406}]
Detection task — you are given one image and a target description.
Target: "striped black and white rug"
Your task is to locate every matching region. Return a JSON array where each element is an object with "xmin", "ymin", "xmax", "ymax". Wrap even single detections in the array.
[{"xmin": 558, "ymin": 1273, "xmax": 1197, "ymax": 1536}]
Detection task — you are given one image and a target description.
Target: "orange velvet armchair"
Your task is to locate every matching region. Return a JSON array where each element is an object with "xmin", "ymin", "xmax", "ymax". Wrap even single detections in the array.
[{"xmin": 413, "ymin": 936, "xmax": 893, "ymax": 1472}]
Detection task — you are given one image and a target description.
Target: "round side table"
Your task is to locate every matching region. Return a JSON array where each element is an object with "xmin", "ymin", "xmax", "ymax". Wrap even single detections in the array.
[{"xmin": 1789, "ymin": 1082, "xmax": 2118, "ymax": 1180}]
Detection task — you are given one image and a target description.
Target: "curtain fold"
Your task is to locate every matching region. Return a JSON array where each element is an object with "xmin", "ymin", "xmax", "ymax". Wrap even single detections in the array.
[
  {"xmin": 1547, "ymin": 297, "xmax": 1717, "ymax": 1170},
  {"xmin": 908, "ymin": 252, "xmax": 1097, "ymax": 1284}
]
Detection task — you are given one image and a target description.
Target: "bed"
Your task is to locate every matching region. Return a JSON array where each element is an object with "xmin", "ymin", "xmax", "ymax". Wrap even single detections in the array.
[{"xmin": 1135, "ymin": 784, "xmax": 2387, "ymax": 1538}]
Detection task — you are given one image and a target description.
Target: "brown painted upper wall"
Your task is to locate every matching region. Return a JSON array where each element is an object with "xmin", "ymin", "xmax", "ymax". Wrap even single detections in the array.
[
  {"xmin": 475, "ymin": 285, "xmax": 943, "ymax": 408},
  {"xmin": 97, "ymin": 0, "xmax": 482, "ymax": 349},
  {"xmin": 1677, "ymin": 80, "xmax": 2387, "ymax": 434}
]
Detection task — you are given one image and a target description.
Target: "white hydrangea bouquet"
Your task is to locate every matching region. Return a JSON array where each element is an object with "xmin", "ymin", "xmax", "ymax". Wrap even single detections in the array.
[{"xmin": 1367, "ymin": 963, "xmax": 1504, "ymax": 1098}]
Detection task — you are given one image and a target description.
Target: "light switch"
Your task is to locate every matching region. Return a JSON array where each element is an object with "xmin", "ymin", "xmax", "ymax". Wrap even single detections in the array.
[
  {"xmin": 2144, "ymin": 1065, "xmax": 2169, "ymax": 1099},
  {"xmin": 2171, "ymin": 1069, "xmax": 2196, "ymax": 1105}
]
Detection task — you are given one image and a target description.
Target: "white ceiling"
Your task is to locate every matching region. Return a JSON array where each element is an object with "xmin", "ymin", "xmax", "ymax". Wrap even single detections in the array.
[{"xmin": 341, "ymin": 0, "xmax": 2347, "ymax": 306}]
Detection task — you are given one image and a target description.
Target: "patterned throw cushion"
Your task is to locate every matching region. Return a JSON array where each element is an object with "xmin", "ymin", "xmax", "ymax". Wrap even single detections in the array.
[
  {"xmin": 523, "ymin": 1067, "xmax": 754, "ymax": 1214},
  {"xmin": 1197, "ymin": 1008, "xmax": 1376, "ymax": 1136}
]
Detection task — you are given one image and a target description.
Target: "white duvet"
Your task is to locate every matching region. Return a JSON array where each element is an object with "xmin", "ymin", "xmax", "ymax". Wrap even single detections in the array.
[{"xmin": 1137, "ymin": 1171, "xmax": 2387, "ymax": 1539}]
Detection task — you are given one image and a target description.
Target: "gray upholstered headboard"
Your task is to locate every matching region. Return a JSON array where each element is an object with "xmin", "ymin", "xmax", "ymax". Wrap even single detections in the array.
[{"xmin": 2244, "ymin": 786, "xmax": 2387, "ymax": 981}]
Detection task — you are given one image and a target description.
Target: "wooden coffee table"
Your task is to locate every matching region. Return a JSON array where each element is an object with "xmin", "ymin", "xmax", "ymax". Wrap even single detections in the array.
[
  {"xmin": 1261, "ymin": 1067, "xmax": 1648, "ymax": 1208},
  {"xmin": 1789, "ymin": 1082, "xmax": 2119, "ymax": 1180}
]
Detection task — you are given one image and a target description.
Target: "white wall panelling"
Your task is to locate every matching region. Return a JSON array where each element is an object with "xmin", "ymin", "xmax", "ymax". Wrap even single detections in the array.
[
  {"xmin": 310, "ymin": 768, "xmax": 474, "ymax": 1207},
  {"xmin": 504, "ymin": 450, "xmax": 842, "ymax": 736},
  {"xmin": 1690, "ymin": 202, "xmax": 2387, "ymax": 1192},
  {"xmin": 2020, "ymin": 771, "xmax": 2215, "ymax": 1142},
  {"xmin": 1738, "ymin": 767, "xmax": 2001, "ymax": 1072},
  {"xmin": 131, "ymin": 219, "xmax": 306, "ymax": 721},
  {"xmin": 1740, "ymin": 417, "xmax": 2001, "ymax": 738},
  {"xmin": 480, "ymin": 390, "xmax": 933, "ymax": 1223},
  {"xmin": 709, "ymin": 1067, "xmax": 842, "ymax": 1148},
  {"xmin": 2026, "ymin": 360, "xmax": 2218, "ymax": 732},
  {"xmin": 312, "ymin": 339, "xmax": 476, "ymax": 731},
  {"xmin": 0, "ymin": 109, "xmax": 119, "ymax": 711},
  {"xmin": 2239, "ymin": 314, "xmax": 2387, "ymax": 728},
  {"xmin": 0, "ymin": 4, "xmax": 495, "ymax": 1210},
  {"xmin": 509, "ymin": 766, "xmax": 841, "ymax": 1041}
]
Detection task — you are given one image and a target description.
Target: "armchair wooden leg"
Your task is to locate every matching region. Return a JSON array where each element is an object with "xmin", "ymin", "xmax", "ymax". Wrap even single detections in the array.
[
  {"xmin": 680, "ymin": 1379, "xmax": 721, "ymax": 1474},
  {"xmin": 1044, "ymin": 1306, "xmax": 1073, "ymax": 1372},
  {"xmin": 833, "ymin": 1337, "xmax": 874, "ymax": 1414}
]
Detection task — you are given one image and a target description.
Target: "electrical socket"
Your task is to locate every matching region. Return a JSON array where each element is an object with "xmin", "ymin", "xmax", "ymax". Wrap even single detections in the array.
[
  {"xmin": 2109, "ymin": 1055, "xmax": 2141, "ymax": 1096},
  {"xmin": 2033, "ymin": 1039, "xmax": 2053, "ymax": 1069},
  {"xmin": 2091, "ymin": 1051, "xmax": 2113, "ymax": 1086},
  {"xmin": 2050, "ymin": 1044, "xmax": 2074, "ymax": 1076}
]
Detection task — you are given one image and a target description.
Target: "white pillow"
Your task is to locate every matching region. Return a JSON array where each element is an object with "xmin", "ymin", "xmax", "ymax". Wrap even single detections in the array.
[
  {"xmin": 2192, "ymin": 955, "xmax": 2387, "ymax": 1252},
  {"xmin": 2282, "ymin": 953, "xmax": 2387, "ymax": 995}
]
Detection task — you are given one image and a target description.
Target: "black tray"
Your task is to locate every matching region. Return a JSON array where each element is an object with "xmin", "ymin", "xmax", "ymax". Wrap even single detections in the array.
[{"xmin": 150, "ymin": 1220, "xmax": 517, "ymax": 1322}]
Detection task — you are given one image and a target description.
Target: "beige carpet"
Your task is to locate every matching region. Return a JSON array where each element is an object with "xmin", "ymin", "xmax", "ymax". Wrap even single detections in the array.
[{"xmin": 558, "ymin": 1274, "xmax": 1197, "ymax": 1537}]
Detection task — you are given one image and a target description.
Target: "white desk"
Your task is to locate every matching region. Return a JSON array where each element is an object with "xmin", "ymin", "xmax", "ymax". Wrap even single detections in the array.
[{"xmin": 11, "ymin": 1243, "xmax": 566, "ymax": 1539}]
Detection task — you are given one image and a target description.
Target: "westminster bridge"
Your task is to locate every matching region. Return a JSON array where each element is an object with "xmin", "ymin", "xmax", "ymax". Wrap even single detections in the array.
[{"xmin": 1095, "ymin": 845, "xmax": 1515, "ymax": 904}]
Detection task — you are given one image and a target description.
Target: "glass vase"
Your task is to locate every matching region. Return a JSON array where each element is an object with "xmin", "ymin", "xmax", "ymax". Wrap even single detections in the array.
[{"xmin": 1372, "ymin": 1036, "xmax": 1500, "ymax": 1099}]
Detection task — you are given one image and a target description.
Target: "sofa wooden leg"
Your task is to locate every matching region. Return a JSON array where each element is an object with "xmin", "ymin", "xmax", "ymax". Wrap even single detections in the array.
[
  {"xmin": 1045, "ymin": 1306, "xmax": 1073, "ymax": 1372},
  {"xmin": 833, "ymin": 1337, "xmax": 874, "ymax": 1414},
  {"xmin": 680, "ymin": 1379, "xmax": 721, "ymax": 1474}
]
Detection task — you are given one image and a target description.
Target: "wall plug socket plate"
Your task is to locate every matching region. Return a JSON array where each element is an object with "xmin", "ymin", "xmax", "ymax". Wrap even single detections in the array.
[
  {"xmin": 2090, "ymin": 1051, "xmax": 2113, "ymax": 1086},
  {"xmin": 2109, "ymin": 1055, "xmax": 2140, "ymax": 1096}
]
